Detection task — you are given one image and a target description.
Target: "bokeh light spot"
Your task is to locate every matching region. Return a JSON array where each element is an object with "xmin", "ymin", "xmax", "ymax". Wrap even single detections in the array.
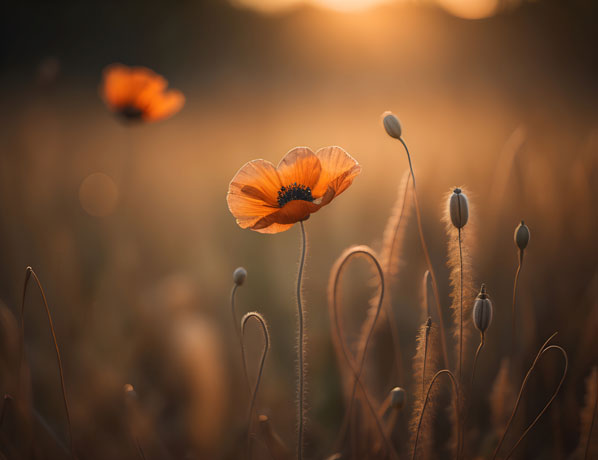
[{"xmin": 79, "ymin": 172, "xmax": 119, "ymax": 217}]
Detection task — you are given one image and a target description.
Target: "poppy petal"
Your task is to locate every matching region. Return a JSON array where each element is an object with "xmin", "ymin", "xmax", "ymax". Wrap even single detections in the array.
[
  {"xmin": 143, "ymin": 90, "xmax": 185, "ymax": 122},
  {"xmin": 276, "ymin": 147, "xmax": 322, "ymax": 190},
  {"xmin": 251, "ymin": 200, "xmax": 322, "ymax": 233},
  {"xmin": 227, "ymin": 159, "xmax": 283, "ymax": 228},
  {"xmin": 102, "ymin": 64, "xmax": 166, "ymax": 110},
  {"xmin": 312, "ymin": 146, "xmax": 361, "ymax": 203}
]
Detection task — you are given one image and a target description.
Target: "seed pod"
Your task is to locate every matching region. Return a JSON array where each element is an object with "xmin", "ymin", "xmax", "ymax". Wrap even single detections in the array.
[
  {"xmin": 233, "ymin": 266, "xmax": 247, "ymax": 286},
  {"xmin": 382, "ymin": 111, "xmax": 402, "ymax": 140},
  {"xmin": 449, "ymin": 188, "xmax": 469, "ymax": 229},
  {"xmin": 472, "ymin": 284, "xmax": 493, "ymax": 334},
  {"xmin": 390, "ymin": 386, "xmax": 406, "ymax": 410},
  {"xmin": 514, "ymin": 220, "xmax": 530, "ymax": 251}
]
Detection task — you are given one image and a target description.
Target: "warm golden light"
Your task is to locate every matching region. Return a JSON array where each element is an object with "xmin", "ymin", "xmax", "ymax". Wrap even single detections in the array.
[
  {"xmin": 232, "ymin": 0, "xmax": 392, "ymax": 13},
  {"xmin": 436, "ymin": 0, "xmax": 499, "ymax": 19},
  {"xmin": 310, "ymin": 0, "xmax": 392, "ymax": 12}
]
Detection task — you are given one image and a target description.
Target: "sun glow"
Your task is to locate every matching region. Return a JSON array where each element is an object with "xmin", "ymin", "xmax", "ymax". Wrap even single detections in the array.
[
  {"xmin": 232, "ymin": 0, "xmax": 392, "ymax": 13},
  {"xmin": 310, "ymin": 0, "xmax": 392, "ymax": 12}
]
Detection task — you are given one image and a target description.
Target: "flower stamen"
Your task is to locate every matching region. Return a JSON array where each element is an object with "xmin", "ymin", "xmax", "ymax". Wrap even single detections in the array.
[{"xmin": 277, "ymin": 183, "xmax": 314, "ymax": 207}]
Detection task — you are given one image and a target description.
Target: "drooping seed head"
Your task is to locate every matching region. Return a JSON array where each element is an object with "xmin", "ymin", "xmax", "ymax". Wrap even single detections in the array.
[
  {"xmin": 233, "ymin": 266, "xmax": 247, "ymax": 286},
  {"xmin": 449, "ymin": 188, "xmax": 469, "ymax": 229},
  {"xmin": 514, "ymin": 220, "xmax": 530, "ymax": 251},
  {"xmin": 390, "ymin": 386, "xmax": 406, "ymax": 410},
  {"xmin": 472, "ymin": 284, "xmax": 493, "ymax": 334},
  {"xmin": 382, "ymin": 111, "xmax": 402, "ymax": 140}
]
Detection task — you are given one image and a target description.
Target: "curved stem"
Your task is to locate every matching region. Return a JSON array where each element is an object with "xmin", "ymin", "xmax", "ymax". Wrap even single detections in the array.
[
  {"xmin": 492, "ymin": 332, "xmax": 566, "ymax": 459},
  {"xmin": 329, "ymin": 246, "xmax": 398, "ymax": 459},
  {"xmin": 382, "ymin": 171, "xmax": 411, "ymax": 383},
  {"xmin": 231, "ymin": 284, "xmax": 250, "ymax": 393},
  {"xmin": 511, "ymin": 251, "xmax": 523, "ymax": 355},
  {"xmin": 412, "ymin": 369, "xmax": 461, "ymax": 460},
  {"xmin": 422, "ymin": 318, "xmax": 431, "ymax": 399},
  {"xmin": 18, "ymin": 267, "xmax": 75, "ymax": 458},
  {"xmin": 471, "ymin": 333, "xmax": 485, "ymax": 389},
  {"xmin": 457, "ymin": 227, "xmax": 463, "ymax": 383},
  {"xmin": 504, "ymin": 345, "xmax": 568, "ymax": 459},
  {"xmin": 242, "ymin": 312, "xmax": 270, "ymax": 460},
  {"xmin": 399, "ymin": 138, "xmax": 449, "ymax": 370},
  {"xmin": 296, "ymin": 221, "xmax": 307, "ymax": 460}
]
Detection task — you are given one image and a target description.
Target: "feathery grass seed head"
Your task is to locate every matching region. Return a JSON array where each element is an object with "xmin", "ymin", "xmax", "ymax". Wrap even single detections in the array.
[
  {"xmin": 514, "ymin": 220, "xmax": 530, "ymax": 251},
  {"xmin": 473, "ymin": 284, "xmax": 493, "ymax": 334},
  {"xmin": 233, "ymin": 266, "xmax": 247, "ymax": 286},
  {"xmin": 382, "ymin": 111, "xmax": 402, "ymax": 140},
  {"xmin": 449, "ymin": 188, "xmax": 469, "ymax": 229}
]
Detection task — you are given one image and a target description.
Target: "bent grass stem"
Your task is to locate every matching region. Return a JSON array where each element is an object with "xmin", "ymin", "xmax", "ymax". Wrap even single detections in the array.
[
  {"xmin": 398, "ymin": 138, "xmax": 449, "ymax": 370},
  {"xmin": 18, "ymin": 267, "xmax": 75, "ymax": 458},
  {"xmin": 231, "ymin": 284, "xmax": 251, "ymax": 393},
  {"xmin": 492, "ymin": 333, "xmax": 568, "ymax": 460},
  {"xmin": 412, "ymin": 369, "xmax": 461, "ymax": 460},
  {"xmin": 241, "ymin": 312, "xmax": 270, "ymax": 460},
  {"xmin": 330, "ymin": 246, "xmax": 399, "ymax": 460}
]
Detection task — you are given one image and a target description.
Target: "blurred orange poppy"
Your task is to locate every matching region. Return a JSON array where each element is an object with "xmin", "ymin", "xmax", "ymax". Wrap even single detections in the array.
[
  {"xmin": 101, "ymin": 64, "xmax": 184, "ymax": 123},
  {"xmin": 227, "ymin": 146, "xmax": 361, "ymax": 234}
]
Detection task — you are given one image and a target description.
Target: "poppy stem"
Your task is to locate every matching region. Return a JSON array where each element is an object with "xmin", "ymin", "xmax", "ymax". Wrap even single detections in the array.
[
  {"xmin": 231, "ymin": 284, "xmax": 251, "ymax": 394},
  {"xmin": 511, "ymin": 250, "xmax": 524, "ymax": 356},
  {"xmin": 296, "ymin": 221, "xmax": 307, "ymax": 460},
  {"xmin": 398, "ymin": 138, "xmax": 450, "ymax": 371},
  {"xmin": 242, "ymin": 312, "xmax": 270, "ymax": 460}
]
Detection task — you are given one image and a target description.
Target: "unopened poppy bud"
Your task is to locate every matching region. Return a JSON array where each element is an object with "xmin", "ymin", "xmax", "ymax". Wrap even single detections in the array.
[
  {"xmin": 472, "ymin": 284, "xmax": 493, "ymax": 334},
  {"xmin": 233, "ymin": 267, "xmax": 247, "ymax": 286},
  {"xmin": 514, "ymin": 220, "xmax": 530, "ymax": 251},
  {"xmin": 390, "ymin": 386, "xmax": 406, "ymax": 410},
  {"xmin": 123, "ymin": 383, "xmax": 137, "ymax": 399},
  {"xmin": 449, "ymin": 188, "xmax": 469, "ymax": 229},
  {"xmin": 382, "ymin": 111, "xmax": 402, "ymax": 140}
]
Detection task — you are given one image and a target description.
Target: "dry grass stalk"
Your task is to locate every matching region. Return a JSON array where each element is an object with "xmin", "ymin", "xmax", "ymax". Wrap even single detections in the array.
[
  {"xmin": 443, "ymin": 187, "xmax": 475, "ymax": 384},
  {"xmin": 412, "ymin": 369, "xmax": 461, "ymax": 460},
  {"xmin": 327, "ymin": 245, "xmax": 398, "ymax": 459},
  {"xmin": 241, "ymin": 311, "xmax": 270, "ymax": 460},
  {"xmin": 18, "ymin": 267, "xmax": 75, "ymax": 458},
  {"xmin": 382, "ymin": 112, "xmax": 449, "ymax": 370},
  {"xmin": 492, "ymin": 333, "xmax": 568, "ymax": 459},
  {"xmin": 410, "ymin": 318, "xmax": 440, "ymax": 460},
  {"xmin": 376, "ymin": 169, "xmax": 412, "ymax": 380}
]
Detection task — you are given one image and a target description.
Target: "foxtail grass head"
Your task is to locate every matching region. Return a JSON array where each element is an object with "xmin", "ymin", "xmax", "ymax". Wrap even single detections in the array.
[
  {"xmin": 449, "ymin": 188, "xmax": 469, "ymax": 229},
  {"xmin": 514, "ymin": 220, "xmax": 530, "ymax": 251},
  {"xmin": 382, "ymin": 111, "xmax": 402, "ymax": 140},
  {"xmin": 233, "ymin": 266, "xmax": 247, "ymax": 286},
  {"xmin": 473, "ymin": 284, "xmax": 493, "ymax": 334}
]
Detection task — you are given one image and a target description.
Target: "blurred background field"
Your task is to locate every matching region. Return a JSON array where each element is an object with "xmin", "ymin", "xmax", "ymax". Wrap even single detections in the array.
[{"xmin": 0, "ymin": 0, "xmax": 597, "ymax": 459}]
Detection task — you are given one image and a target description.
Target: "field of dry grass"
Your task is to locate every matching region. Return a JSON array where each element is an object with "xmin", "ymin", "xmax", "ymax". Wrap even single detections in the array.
[{"xmin": 0, "ymin": 1, "xmax": 596, "ymax": 459}]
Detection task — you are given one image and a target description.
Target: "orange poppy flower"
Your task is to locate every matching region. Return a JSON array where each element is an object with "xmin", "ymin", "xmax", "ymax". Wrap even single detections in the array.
[
  {"xmin": 101, "ymin": 63, "xmax": 184, "ymax": 123},
  {"xmin": 227, "ymin": 146, "xmax": 361, "ymax": 234}
]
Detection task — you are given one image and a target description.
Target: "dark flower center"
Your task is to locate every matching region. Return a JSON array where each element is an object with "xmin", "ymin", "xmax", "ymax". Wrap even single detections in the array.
[
  {"xmin": 118, "ymin": 105, "xmax": 144, "ymax": 121},
  {"xmin": 277, "ymin": 183, "xmax": 314, "ymax": 207}
]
